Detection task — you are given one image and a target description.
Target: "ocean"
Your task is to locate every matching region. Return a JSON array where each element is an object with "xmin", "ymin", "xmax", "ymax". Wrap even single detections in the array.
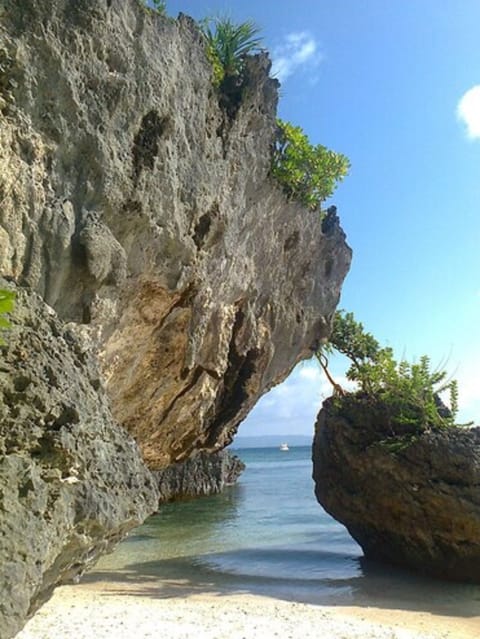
[{"xmin": 90, "ymin": 445, "xmax": 480, "ymax": 618}]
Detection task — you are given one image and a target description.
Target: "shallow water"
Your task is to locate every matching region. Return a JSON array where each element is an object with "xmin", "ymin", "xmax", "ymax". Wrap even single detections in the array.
[{"xmin": 90, "ymin": 446, "xmax": 480, "ymax": 620}]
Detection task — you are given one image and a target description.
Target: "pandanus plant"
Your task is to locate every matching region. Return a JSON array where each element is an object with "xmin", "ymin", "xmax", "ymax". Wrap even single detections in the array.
[{"xmin": 200, "ymin": 17, "xmax": 263, "ymax": 85}]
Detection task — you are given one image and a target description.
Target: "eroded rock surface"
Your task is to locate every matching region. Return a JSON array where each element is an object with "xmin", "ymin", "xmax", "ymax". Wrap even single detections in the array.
[
  {"xmin": 0, "ymin": 0, "xmax": 351, "ymax": 469},
  {"xmin": 313, "ymin": 396, "xmax": 480, "ymax": 582},
  {"xmin": 155, "ymin": 450, "xmax": 245, "ymax": 502},
  {"xmin": 0, "ymin": 282, "xmax": 158, "ymax": 639},
  {"xmin": 0, "ymin": 2, "xmax": 352, "ymax": 633}
]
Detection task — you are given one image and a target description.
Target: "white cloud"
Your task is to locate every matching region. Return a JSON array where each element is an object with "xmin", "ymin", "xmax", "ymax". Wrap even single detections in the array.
[
  {"xmin": 271, "ymin": 32, "xmax": 322, "ymax": 83},
  {"xmin": 239, "ymin": 359, "xmax": 356, "ymax": 437},
  {"xmin": 297, "ymin": 362, "xmax": 322, "ymax": 381},
  {"xmin": 457, "ymin": 85, "xmax": 480, "ymax": 139}
]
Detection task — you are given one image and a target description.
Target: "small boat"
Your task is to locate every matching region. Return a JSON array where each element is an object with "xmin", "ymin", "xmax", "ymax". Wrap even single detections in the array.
[{"xmin": 279, "ymin": 442, "xmax": 289, "ymax": 451}]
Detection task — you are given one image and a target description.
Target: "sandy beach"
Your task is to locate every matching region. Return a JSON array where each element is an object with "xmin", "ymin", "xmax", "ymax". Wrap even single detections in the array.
[{"xmin": 16, "ymin": 577, "xmax": 480, "ymax": 639}]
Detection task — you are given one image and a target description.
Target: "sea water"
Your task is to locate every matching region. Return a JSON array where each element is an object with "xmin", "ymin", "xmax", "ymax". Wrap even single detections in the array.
[{"xmin": 90, "ymin": 446, "xmax": 480, "ymax": 618}]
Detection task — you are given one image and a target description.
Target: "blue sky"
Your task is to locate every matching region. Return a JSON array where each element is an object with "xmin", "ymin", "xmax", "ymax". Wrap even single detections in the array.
[{"xmin": 165, "ymin": 0, "xmax": 480, "ymax": 436}]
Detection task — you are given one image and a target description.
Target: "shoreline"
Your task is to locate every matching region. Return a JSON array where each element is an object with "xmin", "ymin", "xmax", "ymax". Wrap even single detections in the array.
[{"xmin": 16, "ymin": 578, "xmax": 479, "ymax": 639}]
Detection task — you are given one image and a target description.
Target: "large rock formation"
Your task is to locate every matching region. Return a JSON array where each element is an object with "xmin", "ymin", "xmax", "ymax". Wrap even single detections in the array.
[
  {"xmin": 0, "ymin": 0, "xmax": 351, "ymax": 469},
  {"xmin": 0, "ymin": 281, "xmax": 158, "ymax": 638},
  {"xmin": 0, "ymin": 1, "xmax": 351, "ymax": 635},
  {"xmin": 313, "ymin": 395, "xmax": 480, "ymax": 582},
  {"xmin": 155, "ymin": 450, "xmax": 245, "ymax": 502}
]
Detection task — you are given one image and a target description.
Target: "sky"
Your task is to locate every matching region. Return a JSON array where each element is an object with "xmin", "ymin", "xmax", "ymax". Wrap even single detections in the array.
[{"xmin": 164, "ymin": 0, "xmax": 480, "ymax": 437}]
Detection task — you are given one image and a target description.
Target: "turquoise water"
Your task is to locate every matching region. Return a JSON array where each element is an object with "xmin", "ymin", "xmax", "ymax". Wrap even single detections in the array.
[{"xmin": 90, "ymin": 446, "xmax": 480, "ymax": 617}]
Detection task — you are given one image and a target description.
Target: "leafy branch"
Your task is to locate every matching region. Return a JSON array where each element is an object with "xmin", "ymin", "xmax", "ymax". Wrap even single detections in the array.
[
  {"xmin": 271, "ymin": 119, "xmax": 350, "ymax": 212},
  {"xmin": 317, "ymin": 311, "xmax": 463, "ymax": 430}
]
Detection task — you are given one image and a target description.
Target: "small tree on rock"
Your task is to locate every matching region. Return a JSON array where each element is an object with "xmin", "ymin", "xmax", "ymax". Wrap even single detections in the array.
[{"xmin": 317, "ymin": 310, "xmax": 461, "ymax": 430}]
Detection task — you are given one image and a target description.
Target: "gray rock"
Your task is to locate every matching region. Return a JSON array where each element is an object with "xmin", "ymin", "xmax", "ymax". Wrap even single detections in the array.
[
  {"xmin": 0, "ymin": 0, "xmax": 351, "ymax": 469},
  {"xmin": 155, "ymin": 450, "xmax": 245, "ymax": 502},
  {"xmin": 313, "ymin": 395, "xmax": 480, "ymax": 582},
  {"xmin": 0, "ymin": 1, "xmax": 351, "ymax": 633},
  {"xmin": 0, "ymin": 281, "xmax": 158, "ymax": 639}
]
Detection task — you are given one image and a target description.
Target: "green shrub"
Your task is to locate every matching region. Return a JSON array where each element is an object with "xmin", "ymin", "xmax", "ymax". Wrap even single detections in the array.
[
  {"xmin": 318, "ymin": 310, "xmax": 461, "ymax": 430},
  {"xmin": 271, "ymin": 119, "xmax": 350, "ymax": 211},
  {"xmin": 200, "ymin": 17, "xmax": 262, "ymax": 88},
  {"xmin": 0, "ymin": 288, "xmax": 15, "ymax": 345}
]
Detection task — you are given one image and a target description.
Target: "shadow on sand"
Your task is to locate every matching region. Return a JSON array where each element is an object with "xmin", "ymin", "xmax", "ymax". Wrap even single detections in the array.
[{"xmin": 82, "ymin": 549, "xmax": 480, "ymax": 621}]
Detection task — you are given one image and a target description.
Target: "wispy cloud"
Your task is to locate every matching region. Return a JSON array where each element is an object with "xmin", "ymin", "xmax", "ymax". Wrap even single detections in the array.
[
  {"xmin": 457, "ymin": 85, "xmax": 480, "ymax": 139},
  {"xmin": 271, "ymin": 32, "xmax": 322, "ymax": 83}
]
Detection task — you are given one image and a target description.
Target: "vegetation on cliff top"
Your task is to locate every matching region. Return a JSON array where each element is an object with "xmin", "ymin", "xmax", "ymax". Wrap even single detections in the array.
[
  {"xmin": 272, "ymin": 119, "xmax": 350, "ymax": 211},
  {"xmin": 317, "ymin": 310, "xmax": 461, "ymax": 431},
  {"xmin": 200, "ymin": 16, "xmax": 263, "ymax": 88},
  {"xmin": 199, "ymin": 16, "xmax": 350, "ymax": 212},
  {"xmin": 141, "ymin": 6, "xmax": 350, "ymax": 211}
]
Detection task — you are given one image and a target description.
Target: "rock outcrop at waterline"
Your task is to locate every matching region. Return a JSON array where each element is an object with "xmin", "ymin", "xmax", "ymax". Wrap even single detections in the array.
[
  {"xmin": 155, "ymin": 450, "xmax": 245, "ymax": 502},
  {"xmin": 313, "ymin": 396, "xmax": 480, "ymax": 582},
  {"xmin": 0, "ymin": 281, "xmax": 158, "ymax": 639},
  {"xmin": 0, "ymin": 0, "xmax": 351, "ymax": 469}
]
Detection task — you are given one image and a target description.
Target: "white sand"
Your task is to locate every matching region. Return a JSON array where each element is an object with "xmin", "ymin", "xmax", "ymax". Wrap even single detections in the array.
[{"xmin": 16, "ymin": 579, "xmax": 479, "ymax": 639}]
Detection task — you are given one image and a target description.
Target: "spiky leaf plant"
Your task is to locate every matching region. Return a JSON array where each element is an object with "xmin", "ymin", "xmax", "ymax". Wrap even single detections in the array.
[{"xmin": 200, "ymin": 17, "xmax": 262, "ymax": 86}]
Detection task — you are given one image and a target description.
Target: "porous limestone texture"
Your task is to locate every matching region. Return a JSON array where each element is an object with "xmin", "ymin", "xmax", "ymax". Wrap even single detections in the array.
[
  {"xmin": 0, "ymin": 0, "xmax": 351, "ymax": 469},
  {"xmin": 0, "ymin": 281, "xmax": 158, "ymax": 639},
  {"xmin": 313, "ymin": 396, "xmax": 480, "ymax": 582},
  {"xmin": 155, "ymin": 450, "xmax": 245, "ymax": 502}
]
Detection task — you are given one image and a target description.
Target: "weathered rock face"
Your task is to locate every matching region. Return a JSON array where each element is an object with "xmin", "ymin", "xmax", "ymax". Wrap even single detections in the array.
[
  {"xmin": 155, "ymin": 450, "xmax": 245, "ymax": 503},
  {"xmin": 313, "ymin": 396, "xmax": 480, "ymax": 582},
  {"xmin": 0, "ymin": 0, "xmax": 351, "ymax": 469},
  {"xmin": 0, "ymin": 281, "xmax": 158, "ymax": 639},
  {"xmin": 0, "ymin": 2, "xmax": 351, "ymax": 633}
]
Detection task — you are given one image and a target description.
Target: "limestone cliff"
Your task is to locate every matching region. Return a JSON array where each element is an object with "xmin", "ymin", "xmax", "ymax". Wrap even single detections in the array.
[
  {"xmin": 0, "ymin": 281, "xmax": 158, "ymax": 639},
  {"xmin": 0, "ymin": 1, "xmax": 351, "ymax": 635},
  {"xmin": 0, "ymin": 0, "xmax": 351, "ymax": 469}
]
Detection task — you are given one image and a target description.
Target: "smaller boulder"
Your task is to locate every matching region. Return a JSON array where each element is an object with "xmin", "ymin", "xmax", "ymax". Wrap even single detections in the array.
[{"xmin": 313, "ymin": 395, "xmax": 480, "ymax": 582}]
